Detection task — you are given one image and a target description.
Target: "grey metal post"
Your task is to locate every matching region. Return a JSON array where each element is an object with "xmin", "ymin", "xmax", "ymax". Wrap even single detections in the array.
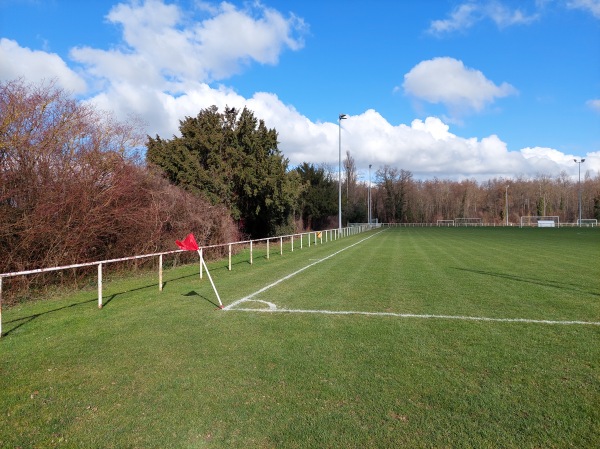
[
  {"xmin": 574, "ymin": 158, "xmax": 585, "ymax": 226},
  {"xmin": 338, "ymin": 114, "xmax": 347, "ymax": 231}
]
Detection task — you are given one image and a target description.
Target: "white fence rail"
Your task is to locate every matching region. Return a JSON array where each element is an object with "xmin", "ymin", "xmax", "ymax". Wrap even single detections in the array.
[
  {"xmin": 2, "ymin": 220, "xmax": 595, "ymax": 336},
  {"xmin": 0, "ymin": 225, "xmax": 371, "ymax": 337}
]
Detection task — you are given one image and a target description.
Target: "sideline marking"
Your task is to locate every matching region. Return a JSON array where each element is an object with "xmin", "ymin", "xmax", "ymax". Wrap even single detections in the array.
[{"xmin": 223, "ymin": 230, "xmax": 385, "ymax": 311}]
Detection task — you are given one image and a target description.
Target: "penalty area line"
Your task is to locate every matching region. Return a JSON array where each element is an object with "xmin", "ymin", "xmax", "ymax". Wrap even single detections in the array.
[{"xmin": 226, "ymin": 307, "xmax": 600, "ymax": 326}]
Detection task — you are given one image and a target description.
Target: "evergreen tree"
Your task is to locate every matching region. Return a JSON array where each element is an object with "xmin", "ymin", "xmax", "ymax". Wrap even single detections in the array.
[
  {"xmin": 295, "ymin": 163, "xmax": 337, "ymax": 230},
  {"xmin": 147, "ymin": 106, "xmax": 300, "ymax": 238}
]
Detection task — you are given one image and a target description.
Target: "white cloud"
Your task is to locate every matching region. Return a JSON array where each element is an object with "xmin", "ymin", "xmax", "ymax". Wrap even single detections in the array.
[
  {"xmin": 428, "ymin": 1, "xmax": 539, "ymax": 35},
  {"xmin": 521, "ymin": 146, "xmax": 581, "ymax": 164},
  {"xmin": 428, "ymin": 0, "xmax": 600, "ymax": 36},
  {"xmin": 1, "ymin": 1, "xmax": 597, "ymax": 182},
  {"xmin": 194, "ymin": 2, "xmax": 305, "ymax": 78},
  {"xmin": 70, "ymin": 0, "xmax": 305, "ymax": 88},
  {"xmin": 566, "ymin": 0, "xmax": 600, "ymax": 18},
  {"xmin": 586, "ymin": 98, "xmax": 600, "ymax": 112},
  {"xmin": 428, "ymin": 3, "xmax": 479, "ymax": 34},
  {"xmin": 0, "ymin": 38, "xmax": 87, "ymax": 93},
  {"xmin": 5, "ymin": 39, "xmax": 597, "ymax": 181},
  {"xmin": 521, "ymin": 146, "xmax": 598, "ymax": 176},
  {"xmin": 401, "ymin": 57, "xmax": 518, "ymax": 117}
]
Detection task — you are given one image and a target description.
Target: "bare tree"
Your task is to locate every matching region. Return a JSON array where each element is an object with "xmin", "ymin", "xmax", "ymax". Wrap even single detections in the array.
[{"xmin": 1, "ymin": 78, "xmax": 238, "ymax": 299}]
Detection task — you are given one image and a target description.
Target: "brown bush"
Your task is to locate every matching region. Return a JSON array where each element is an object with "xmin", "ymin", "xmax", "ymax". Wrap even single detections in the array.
[{"xmin": 1, "ymin": 78, "xmax": 238, "ymax": 301}]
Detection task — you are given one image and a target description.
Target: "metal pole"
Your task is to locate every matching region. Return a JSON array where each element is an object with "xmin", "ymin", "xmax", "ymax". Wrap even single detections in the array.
[
  {"xmin": 368, "ymin": 164, "xmax": 372, "ymax": 226},
  {"xmin": 505, "ymin": 185, "xmax": 509, "ymax": 226},
  {"xmin": 575, "ymin": 158, "xmax": 585, "ymax": 226},
  {"xmin": 579, "ymin": 161, "xmax": 581, "ymax": 226},
  {"xmin": 338, "ymin": 114, "xmax": 347, "ymax": 231}
]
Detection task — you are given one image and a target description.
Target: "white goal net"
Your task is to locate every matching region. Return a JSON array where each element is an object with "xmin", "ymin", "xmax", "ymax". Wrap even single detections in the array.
[
  {"xmin": 454, "ymin": 218, "xmax": 483, "ymax": 227},
  {"xmin": 578, "ymin": 219, "xmax": 597, "ymax": 227}
]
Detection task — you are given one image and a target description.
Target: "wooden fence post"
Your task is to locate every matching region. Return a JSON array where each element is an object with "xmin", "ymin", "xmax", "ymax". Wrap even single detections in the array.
[
  {"xmin": 97, "ymin": 263, "xmax": 103, "ymax": 309},
  {"xmin": 0, "ymin": 277, "xmax": 3, "ymax": 337},
  {"xmin": 158, "ymin": 254, "xmax": 163, "ymax": 291}
]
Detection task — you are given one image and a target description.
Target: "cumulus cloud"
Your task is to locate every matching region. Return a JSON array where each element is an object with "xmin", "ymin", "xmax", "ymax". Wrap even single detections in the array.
[
  {"xmin": 1, "ymin": 1, "xmax": 597, "ymax": 182},
  {"xmin": 0, "ymin": 38, "xmax": 87, "ymax": 93},
  {"xmin": 401, "ymin": 57, "xmax": 518, "ymax": 117},
  {"xmin": 329, "ymin": 112, "xmax": 532, "ymax": 179},
  {"xmin": 70, "ymin": 0, "xmax": 306, "ymax": 89}
]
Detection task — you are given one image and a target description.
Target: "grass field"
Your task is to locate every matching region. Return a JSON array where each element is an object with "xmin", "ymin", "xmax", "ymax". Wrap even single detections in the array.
[{"xmin": 1, "ymin": 227, "xmax": 599, "ymax": 448}]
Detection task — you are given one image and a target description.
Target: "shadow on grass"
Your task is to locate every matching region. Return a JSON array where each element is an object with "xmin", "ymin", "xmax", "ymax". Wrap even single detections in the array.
[
  {"xmin": 2, "ymin": 271, "xmax": 211, "ymax": 337},
  {"xmin": 2, "ymin": 297, "xmax": 98, "ymax": 337},
  {"xmin": 452, "ymin": 267, "xmax": 600, "ymax": 297},
  {"xmin": 183, "ymin": 290, "xmax": 222, "ymax": 309}
]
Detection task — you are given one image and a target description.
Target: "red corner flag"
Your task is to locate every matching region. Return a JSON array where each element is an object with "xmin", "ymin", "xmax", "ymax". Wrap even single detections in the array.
[{"xmin": 175, "ymin": 233, "xmax": 199, "ymax": 251}]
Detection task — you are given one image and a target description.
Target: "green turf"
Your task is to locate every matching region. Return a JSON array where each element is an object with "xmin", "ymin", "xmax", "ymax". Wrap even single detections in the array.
[{"xmin": 1, "ymin": 227, "xmax": 599, "ymax": 448}]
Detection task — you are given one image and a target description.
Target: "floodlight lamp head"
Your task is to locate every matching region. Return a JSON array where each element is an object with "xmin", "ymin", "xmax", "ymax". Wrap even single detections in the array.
[
  {"xmin": 339, "ymin": 114, "xmax": 347, "ymax": 120},
  {"xmin": 582, "ymin": 159, "xmax": 585, "ymax": 162}
]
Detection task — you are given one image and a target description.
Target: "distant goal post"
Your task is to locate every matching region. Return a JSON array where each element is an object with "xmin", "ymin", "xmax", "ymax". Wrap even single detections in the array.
[
  {"xmin": 520, "ymin": 216, "xmax": 560, "ymax": 228},
  {"xmin": 436, "ymin": 220, "xmax": 455, "ymax": 227},
  {"xmin": 578, "ymin": 219, "xmax": 597, "ymax": 227},
  {"xmin": 454, "ymin": 218, "xmax": 483, "ymax": 226}
]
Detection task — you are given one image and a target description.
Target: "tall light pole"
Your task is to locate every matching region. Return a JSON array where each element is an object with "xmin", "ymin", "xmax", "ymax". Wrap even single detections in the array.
[
  {"xmin": 574, "ymin": 158, "xmax": 585, "ymax": 226},
  {"xmin": 505, "ymin": 184, "xmax": 510, "ymax": 226},
  {"xmin": 338, "ymin": 114, "xmax": 347, "ymax": 231},
  {"xmin": 368, "ymin": 164, "xmax": 372, "ymax": 226}
]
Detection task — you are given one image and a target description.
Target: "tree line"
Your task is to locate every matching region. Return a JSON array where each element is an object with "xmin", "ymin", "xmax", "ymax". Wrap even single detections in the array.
[
  {"xmin": 2, "ymin": 78, "xmax": 599, "ymax": 297},
  {"xmin": 355, "ymin": 167, "xmax": 600, "ymax": 225},
  {"xmin": 302, "ymin": 153, "xmax": 600, "ymax": 227}
]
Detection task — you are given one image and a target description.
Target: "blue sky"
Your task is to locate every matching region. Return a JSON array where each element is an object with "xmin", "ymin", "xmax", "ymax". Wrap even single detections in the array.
[{"xmin": 1, "ymin": 0, "xmax": 599, "ymax": 181}]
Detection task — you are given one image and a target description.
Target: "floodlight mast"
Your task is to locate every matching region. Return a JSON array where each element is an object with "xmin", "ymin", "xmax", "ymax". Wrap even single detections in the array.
[
  {"xmin": 505, "ymin": 184, "xmax": 510, "ymax": 226},
  {"xmin": 574, "ymin": 158, "xmax": 585, "ymax": 226},
  {"xmin": 338, "ymin": 114, "xmax": 347, "ymax": 232},
  {"xmin": 368, "ymin": 164, "xmax": 372, "ymax": 227}
]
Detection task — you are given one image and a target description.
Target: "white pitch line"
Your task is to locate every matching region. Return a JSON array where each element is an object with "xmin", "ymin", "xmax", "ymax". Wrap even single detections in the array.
[
  {"xmin": 222, "ymin": 231, "xmax": 385, "ymax": 311},
  {"xmin": 226, "ymin": 306, "xmax": 600, "ymax": 326},
  {"xmin": 223, "ymin": 229, "xmax": 599, "ymax": 326}
]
